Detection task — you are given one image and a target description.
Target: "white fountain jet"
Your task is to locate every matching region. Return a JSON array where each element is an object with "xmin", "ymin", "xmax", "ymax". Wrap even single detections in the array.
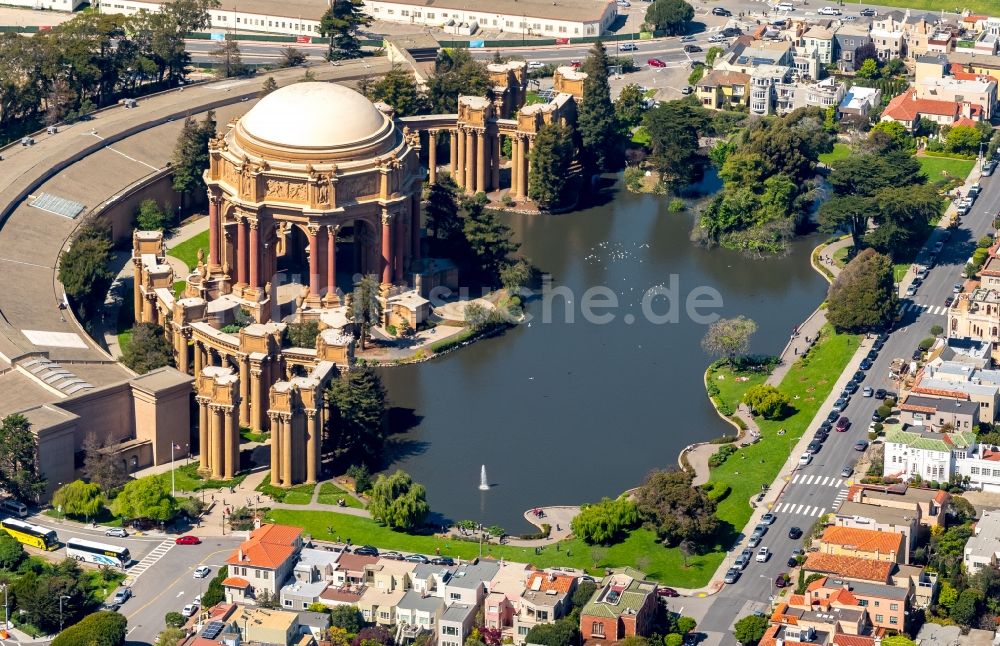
[{"xmin": 479, "ymin": 465, "xmax": 490, "ymax": 491}]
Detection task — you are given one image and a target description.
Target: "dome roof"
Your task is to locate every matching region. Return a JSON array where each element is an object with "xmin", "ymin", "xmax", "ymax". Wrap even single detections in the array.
[{"xmin": 239, "ymin": 82, "xmax": 389, "ymax": 150}]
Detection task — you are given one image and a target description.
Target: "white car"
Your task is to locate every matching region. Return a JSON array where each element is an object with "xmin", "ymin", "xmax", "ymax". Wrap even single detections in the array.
[
  {"xmin": 105, "ymin": 527, "xmax": 128, "ymax": 538},
  {"xmin": 194, "ymin": 566, "xmax": 211, "ymax": 578},
  {"xmin": 818, "ymin": 6, "xmax": 841, "ymax": 14},
  {"xmin": 776, "ymin": 3, "xmax": 795, "ymax": 11},
  {"xmin": 527, "ymin": 61, "xmax": 544, "ymax": 70},
  {"xmin": 798, "ymin": 452, "xmax": 812, "ymax": 466},
  {"xmin": 181, "ymin": 603, "xmax": 198, "ymax": 618},
  {"xmin": 756, "ymin": 547, "xmax": 770, "ymax": 563}
]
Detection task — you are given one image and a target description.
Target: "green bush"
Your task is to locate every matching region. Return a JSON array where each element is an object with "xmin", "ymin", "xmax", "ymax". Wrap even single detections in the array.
[
  {"xmin": 164, "ymin": 611, "xmax": 185, "ymax": 628},
  {"xmin": 708, "ymin": 444, "xmax": 737, "ymax": 468},
  {"xmin": 876, "ymin": 405, "xmax": 893, "ymax": 419},
  {"xmin": 703, "ymin": 482, "xmax": 731, "ymax": 502},
  {"xmin": 51, "ymin": 611, "xmax": 127, "ymax": 646},
  {"xmin": 668, "ymin": 198, "xmax": 686, "ymax": 213},
  {"xmin": 918, "ymin": 336, "xmax": 935, "ymax": 351}
]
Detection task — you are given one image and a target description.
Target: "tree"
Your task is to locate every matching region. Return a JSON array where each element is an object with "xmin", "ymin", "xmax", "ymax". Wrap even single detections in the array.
[
  {"xmin": 347, "ymin": 464, "xmax": 372, "ymax": 493},
  {"xmin": 951, "ymin": 588, "xmax": 982, "ymax": 627},
  {"xmin": 818, "ymin": 195, "xmax": 871, "ymax": 250},
  {"xmin": 571, "ymin": 496, "xmax": 641, "ymax": 545},
  {"xmin": 664, "ymin": 636, "xmax": 682, "ymax": 646},
  {"xmin": 869, "ymin": 121, "xmax": 912, "ymax": 151},
  {"xmin": 171, "ymin": 111, "xmax": 216, "ymax": 200},
  {"xmin": 675, "ymin": 617, "xmax": 697, "ymax": 635},
  {"xmin": 645, "ymin": 0, "xmax": 694, "ymax": 34},
  {"xmin": 946, "ymin": 124, "xmax": 983, "ymax": 156},
  {"xmin": 733, "ymin": 614, "xmax": 769, "ymax": 645},
  {"xmin": 319, "ymin": 0, "xmax": 371, "ymax": 61},
  {"xmin": 500, "ymin": 258, "xmax": 531, "ymax": 293},
  {"xmin": 529, "ymin": 122, "xmax": 575, "ymax": 209},
  {"xmin": 642, "ymin": 100, "xmax": 705, "ymax": 192},
  {"xmin": 700, "ymin": 316, "xmax": 757, "ymax": 366},
  {"xmin": 156, "ymin": 627, "xmax": 187, "ymax": 646},
  {"xmin": 122, "ymin": 323, "xmax": 174, "ymax": 374},
  {"xmin": 463, "ymin": 196, "xmax": 519, "ymax": 284},
  {"xmin": 326, "ymin": 366, "xmax": 387, "ymax": 464},
  {"xmin": 826, "ymin": 249, "xmax": 897, "ymax": 333},
  {"xmin": 0, "ymin": 414, "xmax": 45, "ymax": 502},
  {"xmin": 285, "ymin": 321, "xmax": 320, "ymax": 348},
  {"xmin": 200, "ymin": 568, "xmax": 227, "ymax": 608},
  {"xmin": 425, "ymin": 176, "xmax": 462, "ymax": 243},
  {"xmin": 464, "ymin": 302, "xmax": 492, "ymax": 332},
  {"xmin": 59, "ymin": 223, "xmax": 113, "ymax": 324},
  {"xmin": 83, "ymin": 432, "xmax": 129, "ymax": 495},
  {"xmin": 280, "ymin": 46, "xmax": 306, "ymax": 67},
  {"xmin": 348, "ymin": 274, "xmax": 383, "ymax": 350},
  {"xmin": 53, "ymin": 480, "xmax": 104, "ymax": 520},
  {"xmin": 865, "ymin": 184, "xmax": 941, "ymax": 261},
  {"xmin": 259, "ymin": 76, "xmax": 278, "ymax": 98},
  {"xmin": 0, "ymin": 532, "xmax": 25, "ymax": 571},
  {"xmin": 135, "ymin": 199, "xmax": 169, "ymax": 231},
  {"xmin": 51, "ymin": 610, "xmax": 127, "ymax": 646},
  {"xmin": 367, "ymin": 66, "xmax": 425, "ymax": 117},
  {"xmin": 351, "ymin": 626, "xmax": 393, "ymax": 646},
  {"xmin": 164, "ymin": 611, "xmax": 186, "ymax": 628},
  {"xmin": 14, "ymin": 563, "xmax": 87, "ymax": 634},
  {"xmin": 578, "ymin": 41, "xmax": 619, "ymax": 175},
  {"xmin": 524, "ymin": 619, "xmax": 579, "ymax": 646},
  {"xmin": 211, "ymin": 37, "xmax": 246, "ymax": 78},
  {"xmin": 571, "ymin": 581, "xmax": 597, "ymax": 609},
  {"xmin": 634, "ymin": 469, "xmax": 718, "ymax": 546},
  {"xmin": 111, "ymin": 477, "xmax": 177, "ymax": 522},
  {"xmin": 615, "ymin": 83, "xmax": 646, "ymax": 130},
  {"xmin": 856, "ymin": 58, "xmax": 878, "ymax": 79},
  {"xmin": 330, "ymin": 605, "xmax": 364, "ymax": 634},
  {"xmin": 742, "ymin": 384, "xmax": 791, "ymax": 420},
  {"xmin": 367, "ymin": 469, "xmax": 430, "ymax": 532},
  {"xmin": 427, "ymin": 49, "xmax": 489, "ymax": 114}
]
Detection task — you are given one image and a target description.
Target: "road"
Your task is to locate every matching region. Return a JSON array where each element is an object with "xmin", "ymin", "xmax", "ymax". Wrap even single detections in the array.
[{"xmin": 698, "ymin": 167, "xmax": 998, "ymax": 644}]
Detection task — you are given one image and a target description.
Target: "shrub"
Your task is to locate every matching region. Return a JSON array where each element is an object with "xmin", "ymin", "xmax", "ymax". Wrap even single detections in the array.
[
  {"xmin": 703, "ymin": 483, "xmax": 731, "ymax": 502},
  {"xmin": 164, "ymin": 611, "xmax": 185, "ymax": 628},
  {"xmin": 571, "ymin": 497, "xmax": 640, "ymax": 545},
  {"xmin": 743, "ymin": 384, "xmax": 791, "ymax": 420},
  {"xmin": 877, "ymin": 405, "xmax": 893, "ymax": 419},
  {"xmin": 668, "ymin": 198, "xmax": 686, "ymax": 213},
  {"xmin": 708, "ymin": 444, "xmax": 737, "ymax": 468},
  {"xmin": 51, "ymin": 611, "xmax": 127, "ymax": 646},
  {"xmin": 918, "ymin": 336, "xmax": 935, "ymax": 351},
  {"xmin": 930, "ymin": 325, "xmax": 944, "ymax": 336}
]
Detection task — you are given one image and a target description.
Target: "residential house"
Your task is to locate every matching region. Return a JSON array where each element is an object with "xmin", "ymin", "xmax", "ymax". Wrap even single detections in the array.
[
  {"xmin": 765, "ymin": 598, "xmax": 873, "ymax": 646},
  {"xmin": 781, "ymin": 77, "xmax": 847, "ymax": 114},
  {"xmin": 749, "ymin": 65, "xmax": 794, "ymax": 115},
  {"xmin": 896, "ymin": 395, "xmax": 979, "ymax": 431},
  {"xmin": 359, "ymin": 585, "xmax": 408, "ymax": 626},
  {"xmin": 905, "ymin": 361, "xmax": 1000, "ymax": 423},
  {"xmin": 714, "ymin": 40, "xmax": 795, "ymax": 74},
  {"xmin": 439, "ymin": 603, "xmax": 477, "ymax": 646},
  {"xmin": 330, "ymin": 553, "xmax": 379, "ymax": 587},
  {"xmin": 963, "ymin": 509, "xmax": 1000, "ymax": 574},
  {"xmin": 805, "ymin": 576, "xmax": 910, "ymax": 631},
  {"xmin": 906, "ymin": 18, "xmax": 938, "ymax": 57},
  {"xmin": 845, "ymin": 483, "xmax": 949, "ymax": 528},
  {"xmin": 816, "ymin": 526, "xmax": 906, "ymax": 564},
  {"xmin": 223, "ymin": 524, "xmax": 304, "ymax": 604},
  {"xmin": 291, "ymin": 547, "xmax": 341, "ymax": 584},
  {"xmin": 370, "ymin": 559, "xmax": 416, "ymax": 594},
  {"xmin": 281, "ymin": 580, "xmax": 331, "ymax": 610},
  {"xmin": 871, "ymin": 11, "xmax": 906, "ymax": 60},
  {"xmin": 833, "ymin": 25, "xmax": 875, "ymax": 72},
  {"xmin": 838, "ymin": 86, "xmax": 882, "ymax": 122},
  {"xmin": 696, "ymin": 70, "xmax": 750, "ymax": 110},
  {"xmin": 881, "ymin": 86, "xmax": 984, "ymax": 130},
  {"xmin": 801, "ymin": 26, "xmax": 834, "ymax": 64},
  {"xmin": 579, "ymin": 574, "xmax": 658, "ymax": 645},
  {"xmin": 232, "ymin": 606, "xmax": 302, "ymax": 646},
  {"xmin": 298, "ymin": 611, "xmax": 331, "ymax": 640},
  {"xmin": 883, "ymin": 427, "xmax": 976, "ymax": 481},
  {"xmin": 802, "ymin": 553, "xmax": 895, "ymax": 584},
  {"xmin": 513, "ymin": 571, "xmax": 578, "ymax": 642},
  {"xmin": 411, "ymin": 563, "xmax": 453, "ymax": 597},
  {"xmin": 441, "ymin": 560, "xmax": 500, "ymax": 606},
  {"xmin": 916, "ymin": 75, "xmax": 997, "ymax": 119},
  {"xmin": 833, "ymin": 500, "xmax": 919, "ymax": 556},
  {"xmin": 396, "ymin": 590, "xmax": 446, "ymax": 641}
]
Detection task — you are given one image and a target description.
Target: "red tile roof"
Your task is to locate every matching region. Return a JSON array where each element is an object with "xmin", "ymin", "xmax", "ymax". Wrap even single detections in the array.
[
  {"xmin": 882, "ymin": 87, "xmax": 970, "ymax": 122},
  {"xmin": 820, "ymin": 526, "xmax": 904, "ymax": 557},
  {"xmin": 804, "ymin": 553, "xmax": 894, "ymax": 583},
  {"xmin": 833, "ymin": 635, "xmax": 877, "ymax": 646},
  {"xmin": 336, "ymin": 553, "xmax": 379, "ymax": 572},
  {"xmin": 222, "ymin": 577, "xmax": 250, "ymax": 588},
  {"xmin": 525, "ymin": 572, "xmax": 576, "ymax": 594},
  {"xmin": 225, "ymin": 523, "xmax": 302, "ymax": 570}
]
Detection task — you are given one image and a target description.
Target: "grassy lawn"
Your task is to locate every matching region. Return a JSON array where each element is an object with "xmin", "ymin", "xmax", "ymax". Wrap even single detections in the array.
[
  {"xmin": 153, "ymin": 462, "xmax": 247, "ymax": 492},
  {"xmin": 317, "ymin": 482, "xmax": 364, "ymax": 508},
  {"xmin": 524, "ymin": 91, "xmax": 549, "ymax": 106},
  {"xmin": 918, "ymin": 155, "xmax": 975, "ymax": 182},
  {"xmin": 117, "ymin": 330, "xmax": 132, "ymax": 354},
  {"xmin": 819, "ymin": 143, "xmax": 851, "ymax": 166},
  {"xmin": 833, "ymin": 246, "xmax": 850, "ymax": 268},
  {"xmin": 173, "ymin": 280, "xmax": 187, "ymax": 298},
  {"xmin": 257, "ymin": 474, "xmax": 315, "ymax": 504},
  {"xmin": 84, "ymin": 566, "xmax": 126, "ymax": 603},
  {"xmin": 240, "ymin": 427, "xmax": 270, "ymax": 443},
  {"xmin": 705, "ymin": 363, "xmax": 768, "ymax": 416},
  {"xmin": 167, "ymin": 230, "xmax": 209, "ymax": 271},
  {"xmin": 866, "ymin": 0, "xmax": 995, "ymax": 15}
]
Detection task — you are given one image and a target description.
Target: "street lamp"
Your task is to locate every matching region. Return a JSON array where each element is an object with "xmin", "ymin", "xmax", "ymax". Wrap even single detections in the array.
[
  {"xmin": 170, "ymin": 442, "xmax": 180, "ymax": 498},
  {"xmin": 58, "ymin": 595, "xmax": 71, "ymax": 633},
  {"xmin": 760, "ymin": 574, "xmax": 774, "ymax": 603}
]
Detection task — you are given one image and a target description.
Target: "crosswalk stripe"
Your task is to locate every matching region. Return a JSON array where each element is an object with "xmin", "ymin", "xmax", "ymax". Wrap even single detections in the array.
[
  {"xmin": 820, "ymin": 476, "xmax": 830, "ymax": 486},
  {"xmin": 792, "ymin": 474, "xmax": 801, "ymax": 484},
  {"xmin": 804, "ymin": 505, "xmax": 814, "ymax": 516},
  {"xmin": 794, "ymin": 504, "xmax": 804, "ymax": 514},
  {"xmin": 125, "ymin": 540, "xmax": 174, "ymax": 583},
  {"xmin": 779, "ymin": 503, "xmax": 791, "ymax": 513},
  {"xmin": 818, "ymin": 507, "xmax": 827, "ymax": 518},
  {"xmin": 805, "ymin": 475, "xmax": 815, "ymax": 485},
  {"xmin": 835, "ymin": 479, "xmax": 843, "ymax": 487}
]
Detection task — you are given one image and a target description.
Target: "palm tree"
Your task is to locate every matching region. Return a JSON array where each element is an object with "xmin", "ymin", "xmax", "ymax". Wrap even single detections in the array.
[{"xmin": 349, "ymin": 274, "xmax": 383, "ymax": 350}]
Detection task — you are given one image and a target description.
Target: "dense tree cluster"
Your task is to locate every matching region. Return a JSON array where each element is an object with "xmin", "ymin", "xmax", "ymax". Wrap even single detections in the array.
[
  {"xmin": 634, "ymin": 469, "xmax": 718, "ymax": 546},
  {"xmin": 367, "ymin": 469, "xmax": 430, "ymax": 531},
  {"xmin": 571, "ymin": 496, "xmax": 640, "ymax": 545},
  {"xmin": 644, "ymin": 0, "xmax": 695, "ymax": 34},
  {"xmin": 121, "ymin": 323, "xmax": 174, "ymax": 374},
  {"xmin": 642, "ymin": 100, "xmax": 707, "ymax": 192},
  {"xmin": 363, "ymin": 50, "xmax": 488, "ymax": 118},
  {"xmin": 0, "ymin": 0, "xmax": 216, "ymax": 142},
  {"xmin": 11, "ymin": 559, "xmax": 94, "ymax": 635},
  {"xmin": 51, "ymin": 610, "xmax": 127, "ymax": 646},
  {"xmin": 171, "ymin": 111, "xmax": 217, "ymax": 202},
  {"xmin": 698, "ymin": 108, "xmax": 834, "ymax": 254},
  {"xmin": 59, "ymin": 222, "xmax": 113, "ymax": 327},
  {"xmin": 319, "ymin": 0, "xmax": 371, "ymax": 61},
  {"xmin": 326, "ymin": 366, "xmax": 388, "ymax": 465},
  {"xmin": 82, "ymin": 432, "xmax": 129, "ymax": 495},
  {"xmin": 529, "ymin": 123, "xmax": 576, "ymax": 209},
  {"xmin": 826, "ymin": 248, "xmax": 897, "ymax": 333},
  {"xmin": 0, "ymin": 414, "xmax": 45, "ymax": 502},
  {"xmin": 111, "ymin": 477, "xmax": 178, "ymax": 522}
]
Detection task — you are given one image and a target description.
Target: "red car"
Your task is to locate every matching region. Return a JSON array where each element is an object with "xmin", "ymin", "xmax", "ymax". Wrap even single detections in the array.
[
  {"xmin": 647, "ymin": 58, "xmax": 666, "ymax": 68},
  {"xmin": 775, "ymin": 573, "xmax": 790, "ymax": 588},
  {"xmin": 569, "ymin": 60, "xmax": 582, "ymax": 68},
  {"xmin": 835, "ymin": 416, "xmax": 850, "ymax": 432},
  {"xmin": 176, "ymin": 535, "xmax": 201, "ymax": 545},
  {"xmin": 656, "ymin": 587, "xmax": 679, "ymax": 597}
]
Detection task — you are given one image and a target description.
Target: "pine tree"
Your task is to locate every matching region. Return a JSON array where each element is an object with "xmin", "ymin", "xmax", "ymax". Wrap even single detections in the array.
[
  {"xmin": 529, "ymin": 123, "xmax": 575, "ymax": 209},
  {"xmin": 578, "ymin": 41, "xmax": 619, "ymax": 175},
  {"xmin": 319, "ymin": 0, "xmax": 372, "ymax": 61},
  {"xmin": 171, "ymin": 111, "xmax": 216, "ymax": 199},
  {"xmin": 348, "ymin": 275, "xmax": 382, "ymax": 350},
  {"xmin": 425, "ymin": 176, "xmax": 461, "ymax": 242},
  {"xmin": 259, "ymin": 76, "xmax": 278, "ymax": 98},
  {"xmin": 462, "ymin": 196, "xmax": 519, "ymax": 285}
]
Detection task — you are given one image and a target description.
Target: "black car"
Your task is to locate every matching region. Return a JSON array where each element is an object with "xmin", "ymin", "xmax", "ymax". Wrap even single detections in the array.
[
  {"xmin": 683, "ymin": 44, "xmax": 702, "ymax": 53},
  {"xmin": 788, "ymin": 526, "xmax": 803, "ymax": 539},
  {"xmin": 844, "ymin": 380, "xmax": 859, "ymax": 394},
  {"xmin": 786, "ymin": 557, "xmax": 798, "ymax": 568},
  {"xmin": 866, "ymin": 349, "xmax": 878, "ymax": 360},
  {"xmin": 431, "ymin": 556, "xmax": 455, "ymax": 566},
  {"xmin": 807, "ymin": 441, "xmax": 822, "ymax": 454},
  {"xmin": 813, "ymin": 431, "xmax": 828, "ymax": 443},
  {"xmin": 721, "ymin": 27, "xmax": 742, "ymax": 37},
  {"xmin": 859, "ymin": 359, "xmax": 873, "ymax": 370},
  {"xmin": 874, "ymin": 389, "xmax": 887, "ymax": 400},
  {"xmin": 833, "ymin": 398, "xmax": 848, "ymax": 411},
  {"xmin": 860, "ymin": 7, "xmax": 876, "ymax": 16},
  {"xmin": 827, "ymin": 410, "xmax": 840, "ymax": 423},
  {"xmin": 711, "ymin": 7, "xmax": 732, "ymax": 15},
  {"xmin": 912, "ymin": 349, "xmax": 923, "ymax": 361},
  {"xmin": 853, "ymin": 371, "xmax": 865, "ymax": 382},
  {"xmin": 985, "ymin": 161, "xmax": 997, "ymax": 177},
  {"xmin": 819, "ymin": 421, "xmax": 833, "ymax": 433},
  {"xmin": 353, "ymin": 545, "xmax": 379, "ymax": 557}
]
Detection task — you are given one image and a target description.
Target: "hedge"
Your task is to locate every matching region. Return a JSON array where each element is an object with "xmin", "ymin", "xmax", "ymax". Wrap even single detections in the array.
[
  {"xmin": 707, "ymin": 444, "xmax": 737, "ymax": 468},
  {"xmin": 51, "ymin": 611, "xmax": 127, "ymax": 646}
]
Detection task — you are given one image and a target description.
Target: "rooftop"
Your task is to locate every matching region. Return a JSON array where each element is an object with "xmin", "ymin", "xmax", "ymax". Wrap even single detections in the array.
[
  {"xmin": 835, "ymin": 500, "xmax": 918, "ymax": 527},
  {"xmin": 397, "ymin": 589, "xmax": 446, "ymax": 613},
  {"xmin": 819, "ymin": 526, "xmax": 904, "ymax": 556},
  {"xmin": 361, "ymin": 0, "xmax": 616, "ymax": 22},
  {"xmin": 818, "ymin": 577, "xmax": 909, "ymax": 601},
  {"xmin": 803, "ymin": 553, "xmax": 894, "ymax": 583},
  {"xmin": 449, "ymin": 560, "xmax": 501, "ymax": 589},
  {"xmin": 225, "ymin": 524, "xmax": 303, "ymax": 570},
  {"xmin": 966, "ymin": 509, "xmax": 1000, "ymax": 561},
  {"xmin": 581, "ymin": 578, "xmax": 657, "ymax": 619},
  {"xmin": 883, "ymin": 427, "xmax": 976, "ymax": 452}
]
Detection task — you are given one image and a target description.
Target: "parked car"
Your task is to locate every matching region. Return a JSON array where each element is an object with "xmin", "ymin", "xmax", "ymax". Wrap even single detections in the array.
[
  {"xmin": 863, "ymin": 387, "xmax": 874, "ymax": 397},
  {"xmin": 833, "ymin": 398, "xmax": 848, "ymax": 412},
  {"xmin": 841, "ymin": 464, "xmax": 854, "ymax": 477},
  {"xmin": 175, "ymin": 535, "xmax": 201, "ymax": 545},
  {"xmin": 853, "ymin": 371, "xmax": 865, "ymax": 382},
  {"xmin": 836, "ymin": 416, "xmax": 850, "ymax": 431},
  {"xmin": 761, "ymin": 513, "xmax": 776, "ymax": 525},
  {"xmin": 798, "ymin": 452, "xmax": 813, "ymax": 466},
  {"xmin": 827, "ymin": 410, "xmax": 841, "ymax": 423},
  {"xmin": 788, "ymin": 527, "xmax": 803, "ymax": 539},
  {"xmin": 680, "ymin": 35, "xmax": 696, "ymax": 42},
  {"xmin": 860, "ymin": 358, "xmax": 873, "ymax": 370},
  {"xmin": 194, "ymin": 566, "xmax": 211, "ymax": 578},
  {"xmin": 681, "ymin": 86, "xmax": 693, "ymax": 95},
  {"xmin": 647, "ymin": 58, "xmax": 666, "ymax": 67},
  {"xmin": 112, "ymin": 587, "xmax": 132, "ymax": 605},
  {"xmin": 747, "ymin": 534, "xmax": 762, "ymax": 548},
  {"xmin": 807, "ymin": 441, "xmax": 823, "ymax": 454},
  {"xmin": 527, "ymin": 61, "xmax": 544, "ymax": 70},
  {"xmin": 844, "ymin": 380, "xmax": 859, "ymax": 394},
  {"xmin": 404, "ymin": 553, "xmax": 430, "ymax": 564},
  {"xmin": 182, "ymin": 603, "xmax": 198, "ymax": 618},
  {"xmin": 775, "ymin": 573, "xmax": 791, "ymax": 588},
  {"xmin": 431, "ymin": 556, "xmax": 455, "ymax": 566},
  {"xmin": 866, "ymin": 349, "xmax": 878, "ymax": 361},
  {"xmin": 912, "ymin": 349, "xmax": 924, "ymax": 361},
  {"xmin": 724, "ymin": 568, "xmax": 740, "ymax": 584},
  {"xmin": 874, "ymin": 389, "xmax": 887, "ymax": 400},
  {"xmin": 722, "ymin": 27, "xmax": 742, "ymax": 37},
  {"xmin": 711, "ymin": 6, "xmax": 732, "ymax": 15},
  {"xmin": 683, "ymin": 44, "xmax": 702, "ymax": 53},
  {"xmin": 786, "ymin": 556, "xmax": 799, "ymax": 568},
  {"xmin": 860, "ymin": 7, "xmax": 876, "ymax": 15},
  {"xmin": 569, "ymin": 60, "xmax": 582, "ymax": 68},
  {"xmin": 734, "ymin": 553, "xmax": 750, "ymax": 570},
  {"xmin": 105, "ymin": 528, "xmax": 128, "ymax": 538},
  {"xmin": 353, "ymin": 545, "xmax": 379, "ymax": 557},
  {"xmin": 984, "ymin": 160, "xmax": 997, "ymax": 176},
  {"xmin": 818, "ymin": 6, "xmax": 841, "ymax": 14},
  {"xmin": 776, "ymin": 3, "xmax": 795, "ymax": 11},
  {"xmin": 954, "ymin": 283, "xmax": 964, "ymax": 293},
  {"xmin": 813, "ymin": 431, "xmax": 828, "ymax": 444},
  {"xmin": 854, "ymin": 440, "xmax": 869, "ymax": 451},
  {"xmin": 753, "ymin": 523, "xmax": 768, "ymax": 536},
  {"xmin": 905, "ymin": 283, "xmax": 918, "ymax": 297},
  {"xmin": 708, "ymin": 34, "xmax": 727, "ymax": 43},
  {"xmin": 657, "ymin": 586, "xmax": 680, "ymax": 597},
  {"xmin": 619, "ymin": 42, "xmax": 638, "ymax": 51},
  {"xmin": 756, "ymin": 547, "xmax": 770, "ymax": 563},
  {"xmin": 382, "ymin": 551, "xmax": 404, "ymax": 560},
  {"xmin": 945, "ymin": 296, "xmax": 954, "ymax": 307}
]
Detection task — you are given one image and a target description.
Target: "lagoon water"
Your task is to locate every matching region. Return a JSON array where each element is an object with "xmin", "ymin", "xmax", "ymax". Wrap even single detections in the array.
[{"xmin": 380, "ymin": 188, "xmax": 827, "ymax": 532}]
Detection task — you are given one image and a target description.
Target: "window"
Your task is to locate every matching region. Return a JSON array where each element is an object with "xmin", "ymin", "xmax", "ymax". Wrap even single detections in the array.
[
  {"xmin": 380, "ymin": 611, "xmax": 390, "ymax": 620},
  {"xmin": 284, "ymin": 600, "xmax": 292, "ymax": 607},
  {"xmin": 890, "ymin": 616, "xmax": 899, "ymax": 625},
  {"xmin": 428, "ymin": 12, "xmax": 435, "ymax": 17},
  {"xmin": 401, "ymin": 10, "xmax": 409, "ymax": 15},
  {"xmin": 537, "ymin": 611, "xmax": 549, "ymax": 621},
  {"xmin": 972, "ymin": 466, "xmax": 981, "ymax": 475},
  {"xmin": 874, "ymin": 601, "xmax": 880, "ymax": 607},
  {"xmin": 518, "ymin": 627, "xmax": 530, "ymax": 636},
  {"xmin": 993, "ymin": 469, "xmax": 1000, "ymax": 477},
  {"xmin": 443, "ymin": 627, "xmax": 459, "ymax": 636},
  {"xmin": 450, "ymin": 592, "xmax": 462, "ymax": 600},
  {"xmin": 890, "ymin": 604, "xmax": 899, "ymax": 611},
  {"xmin": 875, "ymin": 614, "xmax": 883, "ymax": 623},
  {"xmin": 505, "ymin": 20, "xmax": 512, "ymax": 26},
  {"xmin": 559, "ymin": 26, "xmax": 566, "ymax": 33},
  {"xmin": 857, "ymin": 599, "xmax": 868, "ymax": 607},
  {"xmin": 591, "ymin": 622, "xmax": 605, "ymax": 637}
]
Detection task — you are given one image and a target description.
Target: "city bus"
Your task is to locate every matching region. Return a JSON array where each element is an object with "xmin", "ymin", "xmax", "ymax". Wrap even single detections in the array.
[
  {"xmin": 0, "ymin": 518, "xmax": 58, "ymax": 550},
  {"xmin": 66, "ymin": 538, "xmax": 131, "ymax": 569},
  {"xmin": 0, "ymin": 499, "xmax": 28, "ymax": 518}
]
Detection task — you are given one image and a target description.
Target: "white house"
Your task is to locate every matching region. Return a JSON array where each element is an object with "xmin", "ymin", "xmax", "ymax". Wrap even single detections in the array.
[
  {"xmin": 883, "ymin": 427, "xmax": 976, "ymax": 482},
  {"xmin": 964, "ymin": 510, "xmax": 1000, "ymax": 574}
]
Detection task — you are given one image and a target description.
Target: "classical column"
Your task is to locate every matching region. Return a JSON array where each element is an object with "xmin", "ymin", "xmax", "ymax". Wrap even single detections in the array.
[
  {"xmin": 306, "ymin": 410, "xmax": 318, "ymax": 484},
  {"xmin": 466, "ymin": 129, "xmax": 477, "ymax": 191},
  {"xmin": 511, "ymin": 136, "xmax": 521, "ymax": 199},
  {"xmin": 193, "ymin": 341, "xmax": 203, "ymax": 377},
  {"xmin": 520, "ymin": 136, "xmax": 530, "ymax": 199},
  {"xmin": 251, "ymin": 367, "xmax": 264, "ymax": 432},
  {"xmin": 476, "ymin": 130, "xmax": 488, "ymax": 194},
  {"xmin": 491, "ymin": 132, "xmax": 501, "ymax": 191},
  {"xmin": 282, "ymin": 414, "xmax": 293, "ymax": 486},
  {"xmin": 237, "ymin": 216, "xmax": 248, "ymax": 285},
  {"xmin": 411, "ymin": 194, "xmax": 421, "ymax": 264},
  {"xmin": 177, "ymin": 331, "xmax": 190, "ymax": 375},
  {"xmin": 211, "ymin": 405, "xmax": 224, "ymax": 480},
  {"xmin": 208, "ymin": 193, "xmax": 220, "ymax": 268},
  {"xmin": 142, "ymin": 295, "xmax": 154, "ymax": 323},
  {"xmin": 249, "ymin": 219, "xmax": 260, "ymax": 289},
  {"xmin": 224, "ymin": 407, "xmax": 237, "ymax": 479},
  {"xmin": 269, "ymin": 413, "xmax": 280, "ymax": 484},
  {"xmin": 394, "ymin": 211, "xmax": 405, "ymax": 283},
  {"xmin": 307, "ymin": 224, "xmax": 320, "ymax": 298},
  {"xmin": 132, "ymin": 261, "xmax": 142, "ymax": 325},
  {"xmin": 381, "ymin": 211, "xmax": 393, "ymax": 287},
  {"xmin": 239, "ymin": 357, "xmax": 250, "ymax": 427},
  {"xmin": 428, "ymin": 130, "xmax": 438, "ymax": 185},
  {"xmin": 449, "ymin": 130, "xmax": 458, "ymax": 178},
  {"xmin": 456, "ymin": 128, "xmax": 466, "ymax": 189},
  {"xmin": 325, "ymin": 225, "xmax": 338, "ymax": 302},
  {"xmin": 198, "ymin": 398, "xmax": 209, "ymax": 471}
]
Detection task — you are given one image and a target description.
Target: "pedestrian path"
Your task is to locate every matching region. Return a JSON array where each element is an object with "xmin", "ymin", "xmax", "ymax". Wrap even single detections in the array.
[
  {"xmin": 789, "ymin": 474, "xmax": 843, "ymax": 487},
  {"xmin": 771, "ymin": 502, "xmax": 827, "ymax": 518},
  {"xmin": 898, "ymin": 302, "xmax": 949, "ymax": 316},
  {"xmin": 126, "ymin": 539, "xmax": 174, "ymax": 583},
  {"xmin": 832, "ymin": 487, "xmax": 849, "ymax": 509}
]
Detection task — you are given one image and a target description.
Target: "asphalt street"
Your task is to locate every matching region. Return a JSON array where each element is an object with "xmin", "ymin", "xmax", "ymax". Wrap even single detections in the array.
[{"xmin": 699, "ymin": 168, "xmax": 1000, "ymax": 644}]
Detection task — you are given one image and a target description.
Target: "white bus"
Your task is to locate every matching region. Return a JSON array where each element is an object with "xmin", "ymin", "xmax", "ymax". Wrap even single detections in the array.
[
  {"xmin": 66, "ymin": 538, "xmax": 131, "ymax": 569},
  {"xmin": 0, "ymin": 499, "xmax": 28, "ymax": 518}
]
